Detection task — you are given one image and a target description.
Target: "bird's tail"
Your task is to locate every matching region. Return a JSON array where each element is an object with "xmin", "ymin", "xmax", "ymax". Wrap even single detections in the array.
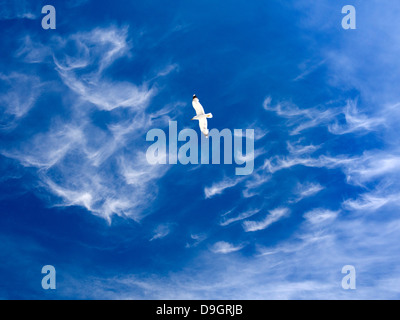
[{"xmin": 206, "ymin": 113, "xmax": 213, "ymax": 118}]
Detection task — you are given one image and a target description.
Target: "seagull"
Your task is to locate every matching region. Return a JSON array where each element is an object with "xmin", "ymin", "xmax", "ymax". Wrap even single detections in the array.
[{"xmin": 191, "ymin": 94, "xmax": 213, "ymax": 138}]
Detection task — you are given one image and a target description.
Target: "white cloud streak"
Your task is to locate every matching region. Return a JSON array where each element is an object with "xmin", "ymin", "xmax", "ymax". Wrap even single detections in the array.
[
  {"xmin": 220, "ymin": 208, "xmax": 260, "ymax": 227},
  {"xmin": 328, "ymin": 100, "xmax": 385, "ymax": 135},
  {"xmin": 204, "ymin": 176, "xmax": 244, "ymax": 199},
  {"xmin": 303, "ymin": 208, "xmax": 339, "ymax": 225},
  {"xmin": 150, "ymin": 224, "xmax": 173, "ymax": 241},
  {"xmin": 211, "ymin": 241, "xmax": 244, "ymax": 254},
  {"xmin": 243, "ymin": 207, "xmax": 290, "ymax": 232},
  {"xmin": 291, "ymin": 182, "xmax": 324, "ymax": 203}
]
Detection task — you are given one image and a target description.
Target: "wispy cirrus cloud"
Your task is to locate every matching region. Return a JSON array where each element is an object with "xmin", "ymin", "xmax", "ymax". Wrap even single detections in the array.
[
  {"xmin": 220, "ymin": 208, "xmax": 260, "ymax": 227},
  {"xmin": 0, "ymin": 25, "xmax": 174, "ymax": 222},
  {"xmin": 185, "ymin": 233, "xmax": 207, "ymax": 248},
  {"xmin": 342, "ymin": 186, "xmax": 400, "ymax": 212},
  {"xmin": 241, "ymin": 171, "xmax": 271, "ymax": 198},
  {"xmin": 263, "ymin": 96, "xmax": 341, "ymax": 135},
  {"xmin": 53, "ymin": 27, "xmax": 155, "ymax": 111},
  {"xmin": 211, "ymin": 241, "xmax": 245, "ymax": 254},
  {"xmin": 15, "ymin": 36, "xmax": 52, "ymax": 64},
  {"xmin": 263, "ymin": 154, "xmax": 351, "ymax": 175},
  {"xmin": 0, "ymin": 72, "xmax": 42, "ymax": 130},
  {"xmin": 303, "ymin": 208, "xmax": 339, "ymax": 225},
  {"xmin": 286, "ymin": 140, "xmax": 320, "ymax": 156},
  {"xmin": 328, "ymin": 100, "xmax": 385, "ymax": 135},
  {"xmin": 263, "ymin": 150, "xmax": 400, "ymax": 187},
  {"xmin": 2, "ymin": 123, "xmax": 84, "ymax": 169},
  {"xmin": 204, "ymin": 176, "xmax": 244, "ymax": 199},
  {"xmin": 243, "ymin": 207, "xmax": 290, "ymax": 232},
  {"xmin": 291, "ymin": 182, "xmax": 324, "ymax": 203},
  {"xmin": 150, "ymin": 223, "xmax": 174, "ymax": 241}
]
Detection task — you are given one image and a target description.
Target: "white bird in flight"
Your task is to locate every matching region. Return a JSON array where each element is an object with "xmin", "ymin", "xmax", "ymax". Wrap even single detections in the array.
[{"xmin": 191, "ymin": 94, "xmax": 213, "ymax": 138}]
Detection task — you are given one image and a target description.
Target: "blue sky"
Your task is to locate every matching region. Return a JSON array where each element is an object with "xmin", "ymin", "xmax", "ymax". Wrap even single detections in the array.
[{"xmin": 1, "ymin": 0, "xmax": 400, "ymax": 299}]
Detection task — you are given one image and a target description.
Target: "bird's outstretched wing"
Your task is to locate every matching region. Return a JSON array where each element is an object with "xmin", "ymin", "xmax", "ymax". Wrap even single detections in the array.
[
  {"xmin": 192, "ymin": 98, "xmax": 205, "ymax": 116},
  {"xmin": 199, "ymin": 117, "xmax": 209, "ymax": 137}
]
